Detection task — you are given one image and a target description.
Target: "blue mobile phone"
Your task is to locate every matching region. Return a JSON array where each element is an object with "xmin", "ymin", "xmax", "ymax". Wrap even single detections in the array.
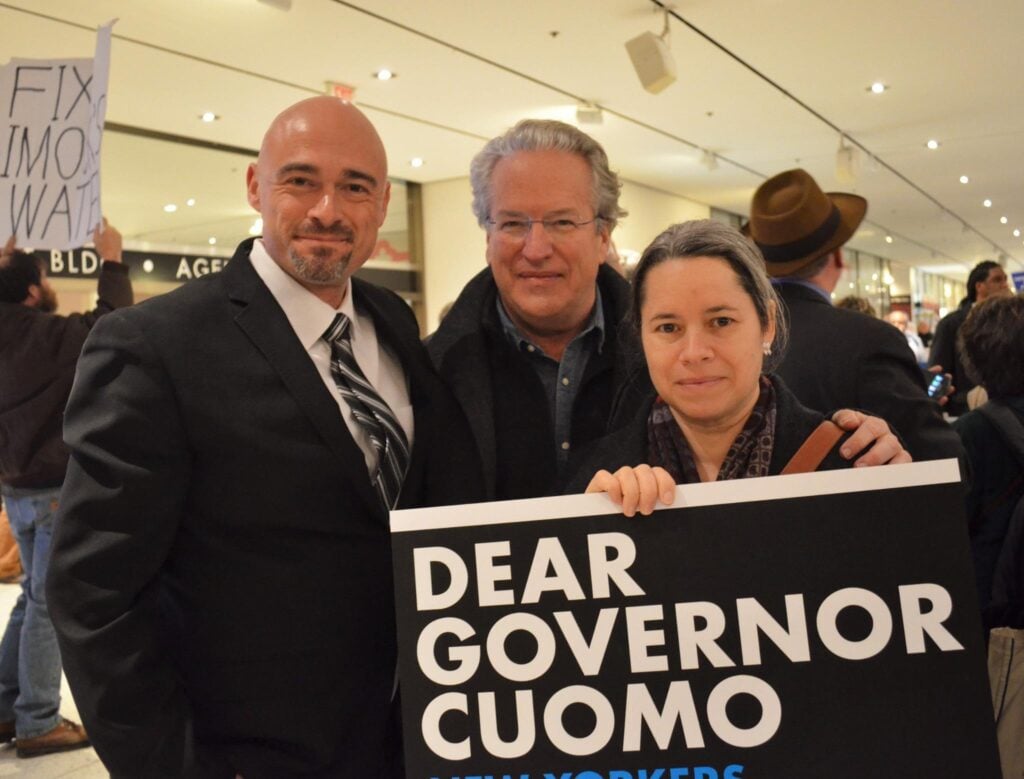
[{"xmin": 927, "ymin": 372, "xmax": 950, "ymax": 399}]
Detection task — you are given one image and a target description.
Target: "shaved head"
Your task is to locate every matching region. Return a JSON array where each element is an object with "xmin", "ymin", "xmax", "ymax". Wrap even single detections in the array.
[
  {"xmin": 257, "ymin": 97, "xmax": 387, "ymax": 175},
  {"xmin": 247, "ymin": 96, "xmax": 390, "ymax": 307}
]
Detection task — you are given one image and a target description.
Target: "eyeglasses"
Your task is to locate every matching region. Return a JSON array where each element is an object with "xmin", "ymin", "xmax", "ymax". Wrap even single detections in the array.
[{"xmin": 485, "ymin": 215, "xmax": 604, "ymax": 241}]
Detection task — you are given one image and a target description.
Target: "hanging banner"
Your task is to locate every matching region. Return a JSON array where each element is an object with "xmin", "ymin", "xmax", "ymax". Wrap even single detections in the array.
[
  {"xmin": 0, "ymin": 20, "xmax": 115, "ymax": 249},
  {"xmin": 391, "ymin": 460, "xmax": 999, "ymax": 779}
]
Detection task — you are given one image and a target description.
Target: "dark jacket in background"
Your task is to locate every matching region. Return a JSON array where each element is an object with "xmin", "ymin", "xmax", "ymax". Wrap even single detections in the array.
[
  {"xmin": 427, "ymin": 264, "xmax": 651, "ymax": 500},
  {"xmin": 774, "ymin": 282, "xmax": 965, "ymax": 464},
  {"xmin": 929, "ymin": 298, "xmax": 974, "ymax": 417},
  {"xmin": 0, "ymin": 261, "xmax": 133, "ymax": 488},
  {"xmin": 564, "ymin": 374, "xmax": 851, "ymax": 493},
  {"xmin": 48, "ymin": 241, "xmax": 481, "ymax": 779},
  {"xmin": 954, "ymin": 397, "xmax": 1024, "ymax": 616}
]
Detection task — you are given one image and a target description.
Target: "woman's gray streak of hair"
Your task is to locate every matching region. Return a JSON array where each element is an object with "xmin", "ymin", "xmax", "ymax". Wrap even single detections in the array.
[{"xmin": 630, "ymin": 219, "xmax": 790, "ymax": 372}]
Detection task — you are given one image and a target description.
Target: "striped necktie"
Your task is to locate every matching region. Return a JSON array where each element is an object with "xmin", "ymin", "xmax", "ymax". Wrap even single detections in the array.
[{"xmin": 323, "ymin": 313, "xmax": 410, "ymax": 510}]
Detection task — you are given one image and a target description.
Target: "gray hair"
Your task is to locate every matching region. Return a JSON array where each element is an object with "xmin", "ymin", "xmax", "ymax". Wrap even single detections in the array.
[
  {"xmin": 469, "ymin": 119, "xmax": 627, "ymax": 230},
  {"xmin": 631, "ymin": 219, "xmax": 789, "ymax": 372}
]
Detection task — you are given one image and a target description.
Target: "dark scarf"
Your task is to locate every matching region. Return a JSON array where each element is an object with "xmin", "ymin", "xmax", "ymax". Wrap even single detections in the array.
[{"xmin": 647, "ymin": 376, "xmax": 777, "ymax": 483}]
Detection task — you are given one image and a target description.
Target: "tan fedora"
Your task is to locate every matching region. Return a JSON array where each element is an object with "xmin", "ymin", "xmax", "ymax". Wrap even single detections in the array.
[{"xmin": 741, "ymin": 168, "xmax": 867, "ymax": 277}]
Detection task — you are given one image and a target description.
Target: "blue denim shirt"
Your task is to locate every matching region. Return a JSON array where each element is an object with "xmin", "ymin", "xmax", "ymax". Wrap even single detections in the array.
[
  {"xmin": 771, "ymin": 277, "xmax": 832, "ymax": 303},
  {"xmin": 496, "ymin": 288, "xmax": 606, "ymax": 470}
]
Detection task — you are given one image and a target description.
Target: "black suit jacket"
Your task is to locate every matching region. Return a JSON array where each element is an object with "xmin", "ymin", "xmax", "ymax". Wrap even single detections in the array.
[
  {"xmin": 928, "ymin": 299, "xmax": 974, "ymax": 417},
  {"xmin": 47, "ymin": 240, "xmax": 480, "ymax": 778},
  {"xmin": 774, "ymin": 282, "xmax": 964, "ymax": 463}
]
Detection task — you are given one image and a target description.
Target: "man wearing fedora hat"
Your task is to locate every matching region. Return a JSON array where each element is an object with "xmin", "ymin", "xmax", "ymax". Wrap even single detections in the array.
[{"xmin": 744, "ymin": 168, "xmax": 964, "ymax": 463}]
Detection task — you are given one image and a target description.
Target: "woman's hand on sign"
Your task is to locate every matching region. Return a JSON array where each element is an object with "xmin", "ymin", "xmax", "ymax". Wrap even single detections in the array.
[{"xmin": 586, "ymin": 465, "xmax": 676, "ymax": 517}]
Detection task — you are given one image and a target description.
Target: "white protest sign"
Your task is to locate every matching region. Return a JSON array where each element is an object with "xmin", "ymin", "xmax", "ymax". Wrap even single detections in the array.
[{"xmin": 0, "ymin": 20, "xmax": 115, "ymax": 249}]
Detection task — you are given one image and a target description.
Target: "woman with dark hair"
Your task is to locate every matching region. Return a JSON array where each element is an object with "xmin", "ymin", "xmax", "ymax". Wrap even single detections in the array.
[
  {"xmin": 952, "ymin": 294, "xmax": 1024, "ymax": 622},
  {"xmin": 569, "ymin": 220, "xmax": 911, "ymax": 513}
]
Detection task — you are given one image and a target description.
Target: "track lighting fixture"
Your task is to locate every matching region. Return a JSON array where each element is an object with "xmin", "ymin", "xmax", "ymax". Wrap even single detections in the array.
[
  {"xmin": 576, "ymin": 102, "xmax": 604, "ymax": 125},
  {"xmin": 835, "ymin": 135, "xmax": 860, "ymax": 185},
  {"xmin": 625, "ymin": 9, "xmax": 677, "ymax": 94},
  {"xmin": 699, "ymin": 149, "xmax": 718, "ymax": 171}
]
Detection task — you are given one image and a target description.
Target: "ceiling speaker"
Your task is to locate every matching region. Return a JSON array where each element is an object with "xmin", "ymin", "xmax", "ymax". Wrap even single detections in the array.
[{"xmin": 625, "ymin": 31, "xmax": 677, "ymax": 94}]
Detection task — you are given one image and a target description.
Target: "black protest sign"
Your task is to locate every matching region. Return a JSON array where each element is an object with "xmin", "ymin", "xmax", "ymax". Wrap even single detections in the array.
[
  {"xmin": 0, "ymin": 23, "xmax": 113, "ymax": 249},
  {"xmin": 391, "ymin": 460, "xmax": 999, "ymax": 779}
]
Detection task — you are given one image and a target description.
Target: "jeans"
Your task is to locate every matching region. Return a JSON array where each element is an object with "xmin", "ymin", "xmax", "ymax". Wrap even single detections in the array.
[{"xmin": 0, "ymin": 486, "xmax": 63, "ymax": 738}]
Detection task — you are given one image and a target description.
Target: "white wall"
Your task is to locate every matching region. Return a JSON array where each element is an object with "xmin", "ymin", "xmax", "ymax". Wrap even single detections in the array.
[
  {"xmin": 421, "ymin": 177, "xmax": 485, "ymax": 333},
  {"xmin": 613, "ymin": 181, "xmax": 710, "ymax": 263},
  {"xmin": 420, "ymin": 177, "xmax": 711, "ymax": 332}
]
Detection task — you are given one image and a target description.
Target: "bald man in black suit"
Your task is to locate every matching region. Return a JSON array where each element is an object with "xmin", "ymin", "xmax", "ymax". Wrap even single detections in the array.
[{"xmin": 48, "ymin": 97, "xmax": 478, "ymax": 778}]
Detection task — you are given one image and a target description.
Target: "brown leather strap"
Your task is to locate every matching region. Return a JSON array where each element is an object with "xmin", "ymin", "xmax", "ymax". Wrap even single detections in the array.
[{"xmin": 781, "ymin": 420, "xmax": 845, "ymax": 475}]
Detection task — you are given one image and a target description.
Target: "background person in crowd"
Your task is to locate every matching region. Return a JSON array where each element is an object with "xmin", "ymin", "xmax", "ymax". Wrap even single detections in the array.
[
  {"xmin": 884, "ymin": 309, "xmax": 929, "ymax": 367},
  {"xmin": 573, "ymin": 220, "xmax": 910, "ymax": 512},
  {"xmin": 930, "ymin": 260, "xmax": 1011, "ymax": 417},
  {"xmin": 835, "ymin": 295, "xmax": 877, "ymax": 317},
  {"xmin": 47, "ymin": 97, "xmax": 478, "ymax": 779},
  {"xmin": 429, "ymin": 123, "xmax": 906, "ymax": 501},
  {"xmin": 952, "ymin": 295, "xmax": 1024, "ymax": 620},
  {"xmin": 743, "ymin": 168, "xmax": 964, "ymax": 464},
  {"xmin": 916, "ymin": 319, "xmax": 933, "ymax": 349},
  {"xmin": 0, "ymin": 221, "xmax": 129, "ymax": 759}
]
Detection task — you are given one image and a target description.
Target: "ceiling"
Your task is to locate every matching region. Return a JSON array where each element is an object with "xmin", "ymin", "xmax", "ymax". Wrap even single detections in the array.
[{"xmin": 2, "ymin": 0, "xmax": 1022, "ymax": 280}]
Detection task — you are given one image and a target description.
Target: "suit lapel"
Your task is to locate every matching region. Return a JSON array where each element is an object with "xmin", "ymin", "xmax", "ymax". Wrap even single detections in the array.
[{"xmin": 223, "ymin": 248, "xmax": 384, "ymax": 520}]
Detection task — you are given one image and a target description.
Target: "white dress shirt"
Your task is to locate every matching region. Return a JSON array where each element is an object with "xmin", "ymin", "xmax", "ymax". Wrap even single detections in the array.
[{"xmin": 249, "ymin": 240, "xmax": 414, "ymax": 474}]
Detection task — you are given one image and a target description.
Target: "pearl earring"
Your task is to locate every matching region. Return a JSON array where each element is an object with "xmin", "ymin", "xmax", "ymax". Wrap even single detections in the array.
[{"xmin": 762, "ymin": 342, "xmax": 772, "ymax": 356}]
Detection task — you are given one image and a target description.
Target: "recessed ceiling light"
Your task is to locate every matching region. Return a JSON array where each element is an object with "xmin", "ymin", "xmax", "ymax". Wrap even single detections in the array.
[
  {"xmin": 200, "ymin": 112, "xmax": 219, "ymax": 122},
  {"xmin": 885, "ymin": 235, "xmax": 893, "ymax": 244},
  {"xmin": 983, "ymin": 199, "xmax": 993, "ymax": 208},
  {"xmin": 1014, "ymin": 229, "xmax": 1021, "ymax": 238},
  {"xmin": 869, "ymin": 82, "xmax": 887, "ymax": 94},
  {"xmin": 410, "ymin": 157, "xmax": 424, "ymax": 168},
  {"xmin": 374, "ymin": 69, "xmax": 395, "ymax": 81},
  {"xmin": 163, "ymin": 203, "xmax": 177, "ymax": 213},
  {"xmin": 142, "ymin": 260, "xmax": 155, "ymax": 273},
  {"xmin": 208, "ymin": 237, "xmax": 217, "ymax": 245},
  {"xmin": 1000, "ymin": 216, "xmax": 1008, "ymax": 224},
  {"xmin": 959, "ymin": 175, "xmax": 969, "ymax": 184},
  {"xmin": 186, "ymin": 198, "xmax": 196, "ymax": 207},
  {"xmin": 926, "ymin": 139, "xmax": 940, "ymax": 150}
]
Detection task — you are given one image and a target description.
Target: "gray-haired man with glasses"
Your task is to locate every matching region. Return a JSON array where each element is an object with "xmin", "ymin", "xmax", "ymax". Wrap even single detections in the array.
[
  {"xmin": 427, "ymin": 120, "xmax": 648, "ymax": 500},
  {"xmin": 428, "ymin": 120, "xmax": 909, "ymax": 502}
]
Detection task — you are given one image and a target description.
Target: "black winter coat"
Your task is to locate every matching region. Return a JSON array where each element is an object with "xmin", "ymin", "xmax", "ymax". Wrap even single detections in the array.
[
  {"xmin": 427, "ymin": 264, "xmax": 651, "ymax": 500},
  {"xmin": 0, "ymin": 261, "xmax": 133, "ymax": 487},
  {"xmin": 775, "ymin": 282, "xmax": 964, "ymax": 464}
]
